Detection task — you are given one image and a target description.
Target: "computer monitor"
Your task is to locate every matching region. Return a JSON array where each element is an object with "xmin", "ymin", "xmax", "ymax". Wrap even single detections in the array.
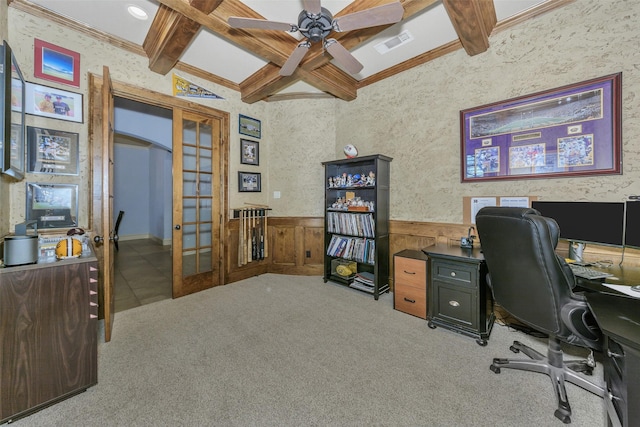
[
  {"xmin": 625, "ymin": 201, "xmax": 640, "ymax": 249},
  {"xmin": 531, "ymin": 201, "xmax": 625, "ymax": 248}
]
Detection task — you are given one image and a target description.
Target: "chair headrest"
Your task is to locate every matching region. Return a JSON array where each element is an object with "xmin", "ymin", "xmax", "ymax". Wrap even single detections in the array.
[{"xmin": 476, "ymin": 206, "xmax": 560, "ymax": 248}]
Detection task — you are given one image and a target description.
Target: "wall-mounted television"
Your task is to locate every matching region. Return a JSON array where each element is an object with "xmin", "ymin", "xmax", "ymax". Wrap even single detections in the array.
[
  {"xmin": 0, "ymin": 40, "xmax": 26, "ymax": 180},
  {"xmin": 531, "ymin": 201, "xmax": 625, "ymax": 247}
]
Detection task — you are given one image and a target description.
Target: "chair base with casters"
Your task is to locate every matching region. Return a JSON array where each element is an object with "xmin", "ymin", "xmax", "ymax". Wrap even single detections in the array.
[{"xmin": 489, "ymin": 336, "xmax": 604, "ymax": 424}]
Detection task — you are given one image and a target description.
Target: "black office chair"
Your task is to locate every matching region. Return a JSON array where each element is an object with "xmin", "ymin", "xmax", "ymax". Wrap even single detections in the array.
[
  {"xmin": 114, "ymin": 210, "xmax": 124, "ymax": 251},
  {"xmin": 475, "ymin": 207, "xmax": 604, "ymax": 424}
]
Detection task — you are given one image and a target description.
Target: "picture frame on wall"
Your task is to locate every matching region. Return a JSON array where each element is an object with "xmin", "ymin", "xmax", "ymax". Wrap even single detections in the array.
[
  {"xmin": 27, "ymin": 126, "xmax": 79, "ymax": 175},
  {"xmin": 26, "ymin": 182, "xmax": 78, "ymax": 229},
  {"xmin": 33, "ymin": 39, "xmax": 81, "ymax": 88},
  {"xmin": 239, "ymin": 114, "xmax": 261, "ymax": 139},
  {"xmin": 24, "ymin": 82, "xmax": 83, "ymax": 123},
  {"xmin": 240, "ymin": 138, "xmax": 259, "ymax": 165},
  {"xmin": 238, "ymin": 171, "xmax": 261, "ymax": 192},
  {"xmin": 460, "ymin": 73, "xmax": 621, "ymax": 182}
]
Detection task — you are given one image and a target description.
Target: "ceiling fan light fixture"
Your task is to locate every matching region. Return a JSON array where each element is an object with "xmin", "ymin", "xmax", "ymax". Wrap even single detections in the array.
[{"xmin": 127, "ymin": 5, "xmax": 148, "ymax": 20}]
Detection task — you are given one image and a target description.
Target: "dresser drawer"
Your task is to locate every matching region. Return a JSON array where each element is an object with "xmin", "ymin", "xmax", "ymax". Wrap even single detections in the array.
[
  {"xmin": 394, "ymin": 284, "xmax": 427, "ymax": 319},
  {"xmin": 394, "ymin": 256, "xmax": 427, "ymax": 289},
  {"xmin": 432, "ymin": 260, "xmax": 477, "ymax": 288}
]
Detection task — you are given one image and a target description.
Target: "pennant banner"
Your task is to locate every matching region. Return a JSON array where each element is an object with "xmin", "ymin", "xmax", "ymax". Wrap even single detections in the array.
[{"xmin": 173, "ymin": 74, "xmax": 224, "ymax": 99}]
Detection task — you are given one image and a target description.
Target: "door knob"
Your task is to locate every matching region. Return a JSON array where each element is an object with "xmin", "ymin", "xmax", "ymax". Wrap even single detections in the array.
[
  {"xmin": 175, "ymin": 225, "xmax": 181, "ymax": 230},
  {"xmin": 94, "ymin": 235, "xmax": 104, "ymax": 245}
]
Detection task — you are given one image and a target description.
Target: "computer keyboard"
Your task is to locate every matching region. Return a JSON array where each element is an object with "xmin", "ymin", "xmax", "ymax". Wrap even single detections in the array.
[{"xmin": 568, "ymin": 263, "xmax": 614, "ymax": 280}]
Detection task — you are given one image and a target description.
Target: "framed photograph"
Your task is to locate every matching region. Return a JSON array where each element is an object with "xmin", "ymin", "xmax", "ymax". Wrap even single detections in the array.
[
  {"xmin": 238, "ymin": 171, "xmax": 261, "ymax": 192},
  {"xmin": 239, "ymin": 114, "xmax": 261, "ymax": 139},
  {"xmin": 460, "ymin": 73, "xmax": 621, "ymax": 182},
  {"xmin": 240, "ymin": 138, "xmax": 259, "ymax": 165},
  {"xmin": 27, "ymin": 126, "xmax": 79, "ymax": 175},
  {"xmin": 34, "ymin": 39, "xmax": 80, "ymax": 87},
  {"xmin": 25, "ymin": 82, "xmax": 83, "ymax": 123},
  {"xmin": 26, "ymin": 182, "xmax": 78, "ymax": 229}
]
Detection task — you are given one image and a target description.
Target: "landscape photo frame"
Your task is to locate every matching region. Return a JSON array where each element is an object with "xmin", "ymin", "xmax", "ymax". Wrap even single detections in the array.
[
  {"xmin": 34, "ymin": 39, "xmax": 80, "ymax": 87},
  {"xmin": 238, "ymin": 171, "xmax": 261, "ymax": 192},
  {"xmin": 25, "ymin": 82, "xmax": 83, "ymax": 123},
  {"xmin": 460, "ymin": 73, "xmax": 622, "ymax": 182},
  {"xmin": 239, "ymin": 114, "xmax": 261, "ymax": 139}
]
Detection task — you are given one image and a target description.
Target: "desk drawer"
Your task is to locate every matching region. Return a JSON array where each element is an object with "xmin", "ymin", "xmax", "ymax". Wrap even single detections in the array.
[
  {"xmin": 432, "ymin": 260, "xmax": 477, "ymax": 288},
  {"xmin": 395, "ymin": 256, "xmax": 427, "ymax": 289},
  {"xmin": 394, "ymin": 285, "xmax": 427, "ymax": 319}
]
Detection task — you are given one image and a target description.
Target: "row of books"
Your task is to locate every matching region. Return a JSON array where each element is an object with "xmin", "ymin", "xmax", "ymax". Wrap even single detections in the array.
[
  {"xmin": 326, "ymin": 212, "xmax": 375, "ymax": 238},
  {"xmin": 327, "ymin": 235, "xmax": 375, "ymax": 264}
]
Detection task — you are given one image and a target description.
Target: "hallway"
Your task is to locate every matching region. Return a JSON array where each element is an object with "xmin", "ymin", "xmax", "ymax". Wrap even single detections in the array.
[{"xmin": 114, "ymin": 239, "xmax": 172, "ymax": 312}]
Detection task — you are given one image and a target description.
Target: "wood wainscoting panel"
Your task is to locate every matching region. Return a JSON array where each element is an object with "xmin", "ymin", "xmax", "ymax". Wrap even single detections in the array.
[{"xmin": 268, "ymin": 217, "xmax": 324, "ymax": 276}]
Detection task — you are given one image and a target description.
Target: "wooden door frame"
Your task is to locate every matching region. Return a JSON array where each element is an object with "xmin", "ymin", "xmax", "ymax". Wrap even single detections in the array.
[{"xmin": 88, "ymin": 74, "xmax": 229, "ymax": 303}]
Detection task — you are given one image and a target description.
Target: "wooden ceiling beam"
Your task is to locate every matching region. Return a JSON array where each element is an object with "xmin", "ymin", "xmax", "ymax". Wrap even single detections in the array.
[
  {"xmin": 144, "ymin": 0, "xmax": 223, "ymax": 75},
  {"xmin": 442, "ymin": 0, "xmax": 496, "ymax": 56},
  {"xmin": 240, "ymin": 61, "xmax": 357, "ymax": 104},
  {"xmin": 154, "ymin": 0, "xmax": 299, "ymax": 66}
]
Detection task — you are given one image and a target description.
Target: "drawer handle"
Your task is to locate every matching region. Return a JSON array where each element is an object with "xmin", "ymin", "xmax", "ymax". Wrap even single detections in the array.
[
  {"xmin": 403, "ymin": 270, "xmax": 416, "ymax": 275},
  {"xmin": 449, "ymin": 300, "xmax": 460, "ymax": 307},
  {"xmin": 607, "ymin": 349, "xmax": 623, "ymax": 359},
  {"xmin": 404, "ymin": 297, "xmax": 416, "ymax": 304},
  {"xmin": 450, "ymin": 271, "xmax": 456, "ymax": 277}
]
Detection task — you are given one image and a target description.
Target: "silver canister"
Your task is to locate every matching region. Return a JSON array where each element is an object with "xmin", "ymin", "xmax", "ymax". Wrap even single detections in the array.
[{"xmin": 4, "ymin": 235, "xmax": 39, "ymax": 266}]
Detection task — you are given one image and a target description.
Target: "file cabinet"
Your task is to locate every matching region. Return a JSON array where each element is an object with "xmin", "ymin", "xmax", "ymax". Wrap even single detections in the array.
[
  {"xmin": 423, "ymin": 244, "xmax": 494, "ymax": 346},
  {"xmin": 393, "ymin": 249, "xmax": 428, "ymax": 319}
]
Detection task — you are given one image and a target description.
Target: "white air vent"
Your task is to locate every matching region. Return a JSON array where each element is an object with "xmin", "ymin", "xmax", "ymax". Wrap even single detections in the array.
[{"xmin": 374, "ymin": 30, "xmax": 414, "ymax": 55}]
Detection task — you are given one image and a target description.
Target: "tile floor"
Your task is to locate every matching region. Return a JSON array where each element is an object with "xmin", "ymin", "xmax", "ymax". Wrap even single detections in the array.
[{"xmin": 114, "ymin": 238, "xmax": 172, "ymax": 312}]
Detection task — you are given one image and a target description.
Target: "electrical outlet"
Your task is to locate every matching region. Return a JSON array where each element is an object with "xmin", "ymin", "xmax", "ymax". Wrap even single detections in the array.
[{"xmin": 306, "ymin": 250, "xmax": 311, "ymax": 258}]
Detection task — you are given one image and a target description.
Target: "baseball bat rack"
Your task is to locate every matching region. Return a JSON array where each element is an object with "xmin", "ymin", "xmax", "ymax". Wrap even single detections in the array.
[{"xmin": 233, "ymin": 205, "xmax": 271, "ymax": 266}]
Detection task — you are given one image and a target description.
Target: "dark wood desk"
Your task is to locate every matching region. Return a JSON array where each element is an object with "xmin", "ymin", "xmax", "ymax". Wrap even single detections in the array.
[
  {"xmin": 576, "ymin": 264, "xmax": 640, "ymax": 295},
  {"xmin": 586, "ymin": 293, "xmax": 640, "ymax": 427}
]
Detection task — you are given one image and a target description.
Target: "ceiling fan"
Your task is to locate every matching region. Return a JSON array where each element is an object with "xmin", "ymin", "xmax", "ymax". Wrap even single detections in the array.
[{"xmin": 228, "ymin": 0, "xmax": 404, "ymax": 76}]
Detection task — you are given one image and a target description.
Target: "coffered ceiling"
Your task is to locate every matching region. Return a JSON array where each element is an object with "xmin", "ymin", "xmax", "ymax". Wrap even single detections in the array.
[{"xmin": 13, "ymin": 0, "xmax": 572, "ymax": 103}]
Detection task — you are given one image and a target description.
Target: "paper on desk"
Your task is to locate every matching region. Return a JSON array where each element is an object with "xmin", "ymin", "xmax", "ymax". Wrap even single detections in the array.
[{"xmin": 603, "ymin": 283, "xmax": 640, "ymax": 298}]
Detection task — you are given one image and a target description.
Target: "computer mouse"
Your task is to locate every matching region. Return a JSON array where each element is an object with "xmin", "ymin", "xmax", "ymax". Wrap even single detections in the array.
[{"xmin": 631, "ymin": 285, "xmax": 640, "ymax": 293}]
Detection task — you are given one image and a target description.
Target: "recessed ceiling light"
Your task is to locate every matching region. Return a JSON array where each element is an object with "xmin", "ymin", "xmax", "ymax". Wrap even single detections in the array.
[{"xmin": 127, "ymin": 5, "xmax": 148, "ymax": 20}]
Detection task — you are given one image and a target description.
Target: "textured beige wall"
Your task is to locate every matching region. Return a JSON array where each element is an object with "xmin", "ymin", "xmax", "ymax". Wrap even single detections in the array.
[
  {"xmin": 267, "ymin": 98, "xmax": 337, "ymax": 216},
  {"xmin": 336, "ymin": 0, "xmax": 640, "ymax": 223}
]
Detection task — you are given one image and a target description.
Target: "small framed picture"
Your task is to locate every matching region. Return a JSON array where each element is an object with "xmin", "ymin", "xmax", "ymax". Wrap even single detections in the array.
[
  {"xmin": 27, "ymin": 126, "xmax": 79, "ymax": 175},
  {"xmin": 239, "ymin": 114, "xmax": 261, "ymax": 139},
  {"xmin": 25, "ymin": 82, "xmax": 83, "ymax": 123},
  {"xmin": 34, "ymin": 39, "xmax": 81, "ymax": 87},
  {"xmin": 26, "ymin": 182, "xmax": 78, "ymax": 229},
  {"xmin": 238, "ymin": 171, "xmax": 261, "ymax": 192},
  {"xmin": 240, "ymin": 138, "xmax": 259, "ymax": 165}
]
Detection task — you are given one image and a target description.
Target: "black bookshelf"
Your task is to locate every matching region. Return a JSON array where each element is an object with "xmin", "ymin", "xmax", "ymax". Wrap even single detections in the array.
[{"xmin": 322, "ymin": 154, "xmax": 391, "ymax": 300}]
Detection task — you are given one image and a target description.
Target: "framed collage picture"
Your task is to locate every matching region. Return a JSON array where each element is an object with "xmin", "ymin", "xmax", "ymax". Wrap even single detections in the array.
[
  {"xmin": 26, "ymin": 182, "xmax": 78, "ymax": 229},
  {"xmin": 27, "ymin": 126, "xmax": 79, "ymax": 175},
  {"xmin": 460, "ymin": 73, "xmax": 621, "ymax": 182},
  {"xmin": 240, "ymin": 139, "xmax": 259, "ymax": 165},
  {"xmin": 238, "ymin": 171, "xmax": 261, "ymax": 192}
]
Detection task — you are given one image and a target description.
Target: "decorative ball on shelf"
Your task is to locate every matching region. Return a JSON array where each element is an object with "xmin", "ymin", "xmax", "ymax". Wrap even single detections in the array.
[{"xmin": 343, "ymin": 144, "xmax": 358, "ymax": 159}]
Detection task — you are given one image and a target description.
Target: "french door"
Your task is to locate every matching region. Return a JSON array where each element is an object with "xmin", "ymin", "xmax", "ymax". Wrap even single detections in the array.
[{"xmin": 172, "ymin": 109, "xmax": 223, "ymax": 297}]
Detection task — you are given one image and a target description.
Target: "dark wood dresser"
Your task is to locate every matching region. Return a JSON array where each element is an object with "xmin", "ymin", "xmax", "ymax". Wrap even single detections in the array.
[{"xmin": 0, "ymin": 250, "xmax": 98, "ymax": 423}]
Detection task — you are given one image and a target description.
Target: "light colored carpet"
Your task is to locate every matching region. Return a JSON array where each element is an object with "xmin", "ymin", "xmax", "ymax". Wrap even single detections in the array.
[{"xmin": 15, "ymin": 274, "xmax": 606, "ymax": 426}]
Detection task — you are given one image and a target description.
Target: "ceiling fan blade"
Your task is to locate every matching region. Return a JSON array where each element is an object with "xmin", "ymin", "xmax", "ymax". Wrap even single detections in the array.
[
  {"xmin": 333, "ymin": 2, "xmax": 404, "ymax": 32},
  {"xmin": 302, "ymin": 0, "xmax": 322, "ymax": 15},
  {"xmin": 324, "ymin": 39, "xmax": 363, "ymax": 74},
  {"xmin": 228, "ymin": 17, "xmax": 296, "ymax": 32},
  {"xmin": 279, "ymin": 42, "xmax": 311, "ymax": 76}
]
